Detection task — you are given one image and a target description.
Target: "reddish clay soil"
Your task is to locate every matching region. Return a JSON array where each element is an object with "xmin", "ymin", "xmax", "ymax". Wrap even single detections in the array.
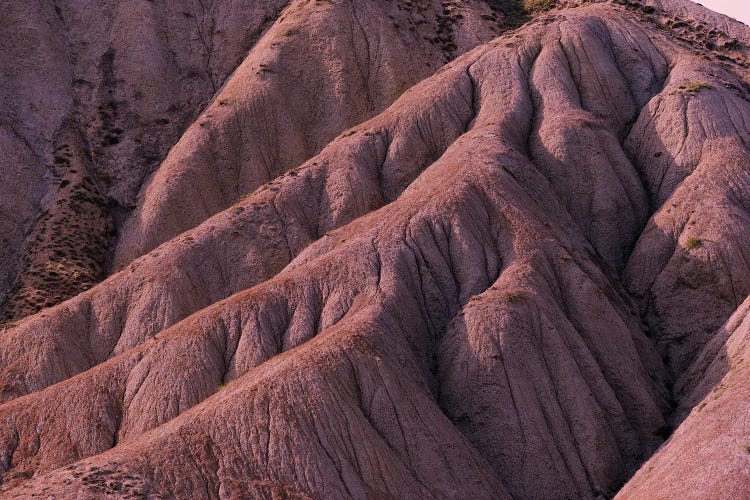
[{"xmin": 1, "ymin": 0, "xmax": 750, "ymax": 498}]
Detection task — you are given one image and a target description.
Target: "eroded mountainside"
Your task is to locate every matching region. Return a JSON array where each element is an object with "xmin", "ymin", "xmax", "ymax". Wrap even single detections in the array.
[
  {"xmin": 1, "ymin": 0, "xmax": 750, "ymax": 498},
  {"xmin": 0, "ymin": 0, "xmax": 511, "ymax": 321}
]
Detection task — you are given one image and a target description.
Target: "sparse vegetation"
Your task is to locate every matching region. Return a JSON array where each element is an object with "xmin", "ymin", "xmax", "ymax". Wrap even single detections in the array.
[
  {"xmin": 506, "ymin": 292, "xmax": 522, "ymax": 303},
  {"xmin": 486, "ymin": 0, "xmax": 528, "ymax": 29},
  {"xmin": 711, "ymin": 384, "xmax": 727, "ymax": 400},
  {"xmin": 684, "ymin": 237, "xmax": 702, "ymax": 250},
  {"xmin": 743, "ymin": 444, "xmax": 750, "ymax": 454},
  {"xmin": 723, "ymin": 39, "xmax": 741, "ymax": 50},
  {"xmin": 524, "ymin": 0, "xmax": 555, "ymax": 13},
  {"xmin": 678, "ymin": 81, "xmax": 714, "ymax": 94}
]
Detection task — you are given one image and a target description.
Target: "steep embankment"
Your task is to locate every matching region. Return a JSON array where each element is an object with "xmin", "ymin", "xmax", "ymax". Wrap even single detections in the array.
[
  {"xmin": 617, "ymin": 296, "xmax": 750, "ymax": 498},
  {"xmin": 0, "ymin": 0, "xmax": 510, "ymax": 321},
  {"xmin": 1, "ymin": 0, "xmax": 750, "ymax": 498},
  {"xmin": 0, "ymin": 0, "xmax": 287, "ymax": 319}
]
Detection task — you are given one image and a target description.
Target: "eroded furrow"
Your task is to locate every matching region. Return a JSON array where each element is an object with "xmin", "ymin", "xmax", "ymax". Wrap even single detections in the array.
[{"xmin": 3, "ymin": 2, "xmax": 750, "ymax": 498}]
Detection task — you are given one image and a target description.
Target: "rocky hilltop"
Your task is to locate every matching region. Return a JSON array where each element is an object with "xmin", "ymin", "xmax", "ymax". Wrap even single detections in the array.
[{"xmin": 1, "ymin": 0, "xmax": 749, "ymax": 498}]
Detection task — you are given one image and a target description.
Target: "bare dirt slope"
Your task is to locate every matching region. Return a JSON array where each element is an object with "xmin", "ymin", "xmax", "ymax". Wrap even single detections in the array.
[
  {"xmin": 0, "ymin": 0, "xmax": 510, "ymax": 321},
  {"xmin": 1, "ymin": 0, "xmax": 750, "ymax": 498},
  {"xmin": 618, "ymin": 296, "xmax": 750, "ymax": 499},
  {"xmin": 0, "ymin": 0, "xmax": 286, "ymax": 319}
]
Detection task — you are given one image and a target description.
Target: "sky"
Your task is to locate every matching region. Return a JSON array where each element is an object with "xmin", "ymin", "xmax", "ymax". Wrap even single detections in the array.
[{"xmin": 693, "ymin": 0, "xmax": 750, "ymax": 25}]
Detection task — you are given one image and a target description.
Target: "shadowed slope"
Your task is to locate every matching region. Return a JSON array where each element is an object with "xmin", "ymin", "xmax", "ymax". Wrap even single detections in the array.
[{"xmin": 617, "ymin": 296, "xmax": 750, "ymax": 498}]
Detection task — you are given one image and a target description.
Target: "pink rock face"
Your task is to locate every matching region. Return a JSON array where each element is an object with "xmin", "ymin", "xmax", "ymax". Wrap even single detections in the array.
[{"xmin": 1, "ymin": 0, "xmax": 750, "ymax": 498}]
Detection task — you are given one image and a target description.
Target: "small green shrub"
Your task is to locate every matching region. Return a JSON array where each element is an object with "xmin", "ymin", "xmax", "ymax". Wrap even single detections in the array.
[
  {"xmin": 684, "ymin": 237, "xmax": 702, "ymax": 250},
  {"xmin": 678, "ymin": 82, "xmax": 714, "ymax": 93}
]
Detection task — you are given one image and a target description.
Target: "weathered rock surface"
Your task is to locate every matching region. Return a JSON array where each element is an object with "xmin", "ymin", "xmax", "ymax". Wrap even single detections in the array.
[
  {"xmin": 617, "ymin": 296, "xmax": 750, "ymax": 499},
  {"xmin": 0, "ymin": 0, "xmax": 281, "ymax": 319},
  {"xmin": 1, "ymin": 0, "xmax": 750, "ymax": 498},
  {"xmin": 111, "ymin": 0, "xmax": 513, "ymax": 270},
  {"xmin": 0, "ymin": 0, "xmax": 508, "ymax": 320}
]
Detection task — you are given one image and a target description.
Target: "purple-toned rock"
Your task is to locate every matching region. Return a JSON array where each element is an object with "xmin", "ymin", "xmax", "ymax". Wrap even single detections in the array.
[{"xmin": 1, "ymin": 0, "xmax": 750, "ymax": 498}]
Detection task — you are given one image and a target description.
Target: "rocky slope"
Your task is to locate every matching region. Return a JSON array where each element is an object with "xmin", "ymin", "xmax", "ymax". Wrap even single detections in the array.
[
  {"xmin": 0, "ymin": 0, "xmax": 510, "ymax": 321},
  {"xmin": 1, "ymin": 0, "xmax": 750, "ymax": 498},
  {"xmin": 618, "ymin": 295, "xmax": 750, "ymax": 498}
]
